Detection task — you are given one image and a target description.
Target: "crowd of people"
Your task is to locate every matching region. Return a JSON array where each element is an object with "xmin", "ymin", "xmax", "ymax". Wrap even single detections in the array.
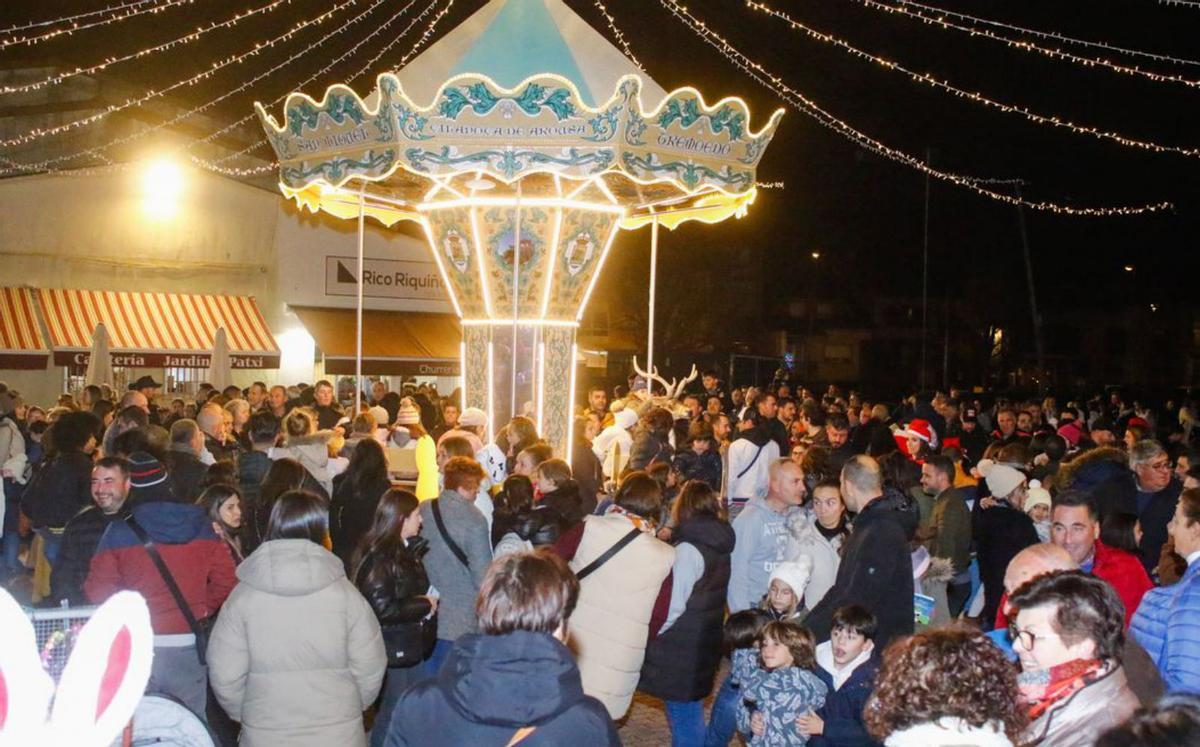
[{"xmin": 2, "ymin": 373, "xmax": 1200, "ymax": 746}]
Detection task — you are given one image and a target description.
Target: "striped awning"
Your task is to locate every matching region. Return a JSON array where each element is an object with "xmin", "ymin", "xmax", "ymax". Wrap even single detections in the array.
[
  {"xmin": 40, "ymin": 289, "xmax": 280, "ymax": 369},
  {"xmin": 0, "ymin": 288, "xmax": 49, "ymax": 369}
]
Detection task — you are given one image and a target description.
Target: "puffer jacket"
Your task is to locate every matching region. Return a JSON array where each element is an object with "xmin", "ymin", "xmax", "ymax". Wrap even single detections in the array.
[
  {"xmin": 568, "ymin": 512, "xmax": 675, "ymax": 719},
  {"xmin": 1020, "ymin": 663, "xmax": 1138, "ymax": 747},
  {"xmin": 784, "ymin": 509, "xmax": 848, "ymax": 611},
  {"xmin": 1131, "ymin": 559, "xmax": 1200, "ymax": 693},
  {"xmin": 208, "ymin": 538, "xmax": 386, "ymax": 747},
  {"xmin": 492, "ymin": 505, "xmax": 570, "ymax": 550},
  {"xmin": 1054, "ymin": 447, "xmax": 1136, "ymax": 521},
  {"xmin": 382, "ymin": 630, "xmax": 618, "ymax": 746}
]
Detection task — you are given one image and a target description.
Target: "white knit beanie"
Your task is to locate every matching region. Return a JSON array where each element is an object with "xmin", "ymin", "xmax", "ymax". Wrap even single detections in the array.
[
  {"xmin": 977, "ymin": 459, "xmax": 1024, "ymax": 499},
  {"xmin": 769, "ymin": 556, "xmax": 814, "ymax": 599}
]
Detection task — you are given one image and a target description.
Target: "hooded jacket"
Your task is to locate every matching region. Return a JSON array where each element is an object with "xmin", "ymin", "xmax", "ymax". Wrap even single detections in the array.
[
  {"xmin": 271, "ymin": 431, "xmax": 340, "ymax": 495},
  {"xmin": 728, "ymin": 494, "xmax": 799, "ymax": 612},
  {"xmin": 1054, "ymin": 447, "xmax": 1137, "ymax": 521},
  {"xmin": 84, "ymin": 501, "xmax": 236, "ymax": 634},
  {"xmin": 810, "ymin": 643, "xmax": 881, "ymax": 747},
  {"xmin": 207, "ymin": 538, "xmax": 386, "ymax": 747},
  {"xmin": 382, "ymin": 630, "xmax": 618, "ymax": 746}
]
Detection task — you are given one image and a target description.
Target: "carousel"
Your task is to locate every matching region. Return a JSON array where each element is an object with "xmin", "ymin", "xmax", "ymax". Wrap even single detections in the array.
[{"xmin": 255, "ymin": 0, "xmax": 783, "ymax": 453}]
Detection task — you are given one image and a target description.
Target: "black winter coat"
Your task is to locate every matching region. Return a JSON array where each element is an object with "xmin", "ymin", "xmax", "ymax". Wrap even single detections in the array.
[
  {"xmin": 50, "ymin": 505, "xmax": 123, "ymax": 605},
  {"xmin": 21, "ymin": 449, "xmax": 93, "ymax": 528},
  {"xmin": 491, "ymin": 505, "xmax": 571, "ymax": 549},
  {"xmin": 628, "ymin": 428, "xmax": 673, "ymax": 472},
  {"xmin": 237, "ymin": 449, "xmax": 271, "ymax": 510},
  {"xmin": 639, "ymin": 515, "xmax": 735, "ymax": 701},
  {"xmin": 672, "ymin": 448, "xmax": 723, "ymax": 491},
  {"xmin": 571, "ymin": 441, "xmax": 603, "ymax": 516},
  {"xmin": 330, "ymin": 471, "xmax": 391, "ymax": 570},
  {"xmin": 973, "ymin": 498, "xmax": 1039, "ymax": 629},
  {"xmin": 1132, "ymin": 480, "xmax": 1183, "ymax": 577},
  {"xmin": 539, "ymin": 480, "xmax": 586, "ymax": 525},
  {"xmin": 166, "ymin": 448, "xmax": 208, "ymax": 504},
  {"xmin": 806, "ymin": 497, "xmax": 915, "ymax": 650},
  {"xmin": 383, "ymin": 629, "xmax": 618, "ymax": 747},
  {"xmin": 354, "ymin": 537, "xmax": 434, "ymax": 626}
]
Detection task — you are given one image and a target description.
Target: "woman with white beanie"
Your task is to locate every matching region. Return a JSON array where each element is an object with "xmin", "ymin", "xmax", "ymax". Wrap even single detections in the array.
[
  {"xmin": 762, "ymin": 556, "xmax": 813, "ymax": 621},
  {"xmin": 972, "ymin": 459, "xmax": 1040, "ymax": 630}
]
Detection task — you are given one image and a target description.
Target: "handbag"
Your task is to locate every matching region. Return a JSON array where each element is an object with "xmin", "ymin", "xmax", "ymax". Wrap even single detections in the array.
[{"xmin": 125, "ymin": 515, "xmax": 214, "ymax": 665}]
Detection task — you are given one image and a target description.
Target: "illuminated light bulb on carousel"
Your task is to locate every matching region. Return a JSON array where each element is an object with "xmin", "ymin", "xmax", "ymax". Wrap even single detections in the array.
[{"xmin": 253, "ymin": 0, "xmax": 784, "ymax": 454}]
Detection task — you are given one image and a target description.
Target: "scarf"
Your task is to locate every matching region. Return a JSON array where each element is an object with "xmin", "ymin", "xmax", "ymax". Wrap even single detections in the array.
[
  {"xmin": 1017, "ymin": 658, "xmax": 1105, "ymax": 721},
  {"xmin": 603, "ymin": 503, "xmax": 655, "ymax": 533},
  {"xmin": 815, "ymin": 518, "xmax": 848, "ymax": 542}
]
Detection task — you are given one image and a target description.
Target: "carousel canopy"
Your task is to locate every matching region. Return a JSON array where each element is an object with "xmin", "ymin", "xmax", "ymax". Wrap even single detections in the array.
[{"xmin": 255, "ymin": 0, "xmax": 783, "ymax": 230}]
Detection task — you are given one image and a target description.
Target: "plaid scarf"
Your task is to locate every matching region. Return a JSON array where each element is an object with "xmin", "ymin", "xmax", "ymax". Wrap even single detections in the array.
[{"xmin": 1017, "ymin": 658, "xmax": 1106, "ymax": 721}]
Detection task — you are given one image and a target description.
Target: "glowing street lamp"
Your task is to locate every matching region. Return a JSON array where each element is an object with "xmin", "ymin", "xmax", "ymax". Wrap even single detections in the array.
[{"xmin": 142, "ymin": 158, "xmax": 184, "ymax": 218}]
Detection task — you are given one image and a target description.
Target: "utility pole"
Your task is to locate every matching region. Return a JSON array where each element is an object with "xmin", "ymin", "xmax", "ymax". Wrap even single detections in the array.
[
  {"xmin": 1014, "ymin": 183, "xmax": 1046, "ymax": 391},
  {"xmin": 920, "ymin": 147, "xmax": 931, "ymax": 391}
]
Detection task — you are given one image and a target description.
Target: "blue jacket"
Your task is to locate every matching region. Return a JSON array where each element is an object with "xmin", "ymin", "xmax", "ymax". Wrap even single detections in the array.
[
  {"xmin": 809, "ymin": 656, "xmax": 881, "ymax": 747},
  {"xmin": 1132, "ymin": 560, "xmax": 1200, "ymax": 693},
  {"xmin": 383, "ymin": 630, "xmax": 618, "ymax": 746}
]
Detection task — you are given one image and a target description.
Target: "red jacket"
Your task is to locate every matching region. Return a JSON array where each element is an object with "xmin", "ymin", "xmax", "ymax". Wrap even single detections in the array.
[
  {"xmin": 995, "ymin": 541, "xmax": 1152, "ymax": 630},
  {"xmin": 85, "ymin": 502, "xmax": 237, "ymax": 635},
  {"xmin": 1092, "ymin": 540, "xmax": 1152, "ymax": 627}
]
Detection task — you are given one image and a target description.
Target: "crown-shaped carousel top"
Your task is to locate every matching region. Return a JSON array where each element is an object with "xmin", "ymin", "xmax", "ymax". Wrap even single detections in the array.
[{"xmin": 255, "ymin": 0, "xmax": 784, "ymax": 230}]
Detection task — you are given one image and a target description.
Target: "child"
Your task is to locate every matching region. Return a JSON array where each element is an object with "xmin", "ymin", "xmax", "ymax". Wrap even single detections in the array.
[
  {"xmin": 799, "ymin": 605, "xmax": 880, "ymax": 747},
  {"xmin": 532, "ymin": 458, "xmax": 585, "ymax": 525},
  {"xmin": 1024, "ymin": 481, "xmax": 1052, "ymax": 543},
  {"xmin": 761, "ymin": 558, "xmax": 813, "ymax": 622},
  {"xmin": 705, "ymin": 609, "xmax": 771, "ymax": 747},
  {"xmin": 740, "ymin": 621, "xmax": 827, "ymax": 746}
]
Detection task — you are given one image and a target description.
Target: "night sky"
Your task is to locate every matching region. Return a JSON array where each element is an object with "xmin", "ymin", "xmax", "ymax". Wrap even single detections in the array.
[{"xmin": 3, "ymin": 0, "xmax": 1198, "ymax": 333}]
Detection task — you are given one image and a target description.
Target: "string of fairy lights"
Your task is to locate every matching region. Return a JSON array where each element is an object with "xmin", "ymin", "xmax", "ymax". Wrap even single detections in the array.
[
  {"xmin": 656, "ymin": 0, "xmax": 1172, "ymax": 216},
  {"xmin": 745, "ymin": 0, "xmax": 1200, "ymax": 158},
  {"xmin": 846, "ymin": 0, "xmax": 1200, "ymax": 89},
  {"xmin": 0, "ymin": 0, "xmax": 365, "ymax": 150},
  {"xmin": 591, "ymin": 0, "xmax": 643, "ymax": 70},
  {"xmin": 886, "ymin": 0, "xmax": 1200, "ymax": 68},
  {"xmin": 191, "ymin": 0, "xmax": 455, "ymax": 178},
  {"xmin": 2, "ymin": 0, "xmax": 297, "ymax": 95},
  {"xmin": 0, "ymin": 0, "xmax": 169, "ymax": 34},
  {"xmin": 0, "ymin": 0, "xmax": 400, "ymax": 176},
  {"xmin": 0, "ymin": 0, "xmax": 197, "ymax": 50},
  {"xmin": 0, "ymin": 0, "xmax": 1187, "ymax": 214}
]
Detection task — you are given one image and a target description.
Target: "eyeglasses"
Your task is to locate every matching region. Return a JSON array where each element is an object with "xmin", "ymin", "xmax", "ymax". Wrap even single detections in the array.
[
  {"xmin": 1008, "ymin": 625, "xmax": 1060, "ymax": 651},
  {"xmin": 1144, "ymin": 460, "xmax": 1171, "ymax": 471}
]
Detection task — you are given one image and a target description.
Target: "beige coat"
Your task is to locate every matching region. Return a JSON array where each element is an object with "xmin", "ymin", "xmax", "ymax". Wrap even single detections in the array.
[
  {"xmin": 568, "ymin": 513, "xmax": 675, "ymax": 719},
  {"xmin": 208, "ymin": 539, "xmax": 386, "ymax": 747}
]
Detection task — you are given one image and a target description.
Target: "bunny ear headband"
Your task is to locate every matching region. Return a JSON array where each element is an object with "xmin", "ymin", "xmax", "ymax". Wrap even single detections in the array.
[{"xmin": 0, "ymin": 587, "xmax": 153, "ymax": 747}]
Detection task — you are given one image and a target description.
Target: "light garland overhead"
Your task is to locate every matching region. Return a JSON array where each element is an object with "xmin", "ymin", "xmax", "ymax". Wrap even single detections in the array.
[
  {"xmin": 1, "ymin": 0, "xmax": 167, "ymax": 34},
  {"xmin": 885, "ymin": 0, "xmax": 1200, "ymax": 67},
  {"xmin": 191, "ymin": 0, "xmax": 454, "ymax": 178},
  {"xmin": 590, "ymin": 0, "xmax": 642, "ymax": 70},
  {"xmin": 747, "ymin": 0, "xmax": 1200, "ymax": 158},
  {"xmin": 659, "ymin": 0, "xmax": 1172, "ymax": 216},
  {"xmin": 0, "ymin": 0, "xmax": 365, "ymax": 149},
  {"xmin": 848, "ymin": 0, "xmax": 1200, "ymax": 89},
  {"xmin": 0, "ymin": 0, "xmax": 196, "ymax": 50},
  {"xmin": 0, "ymin": 0, "xmax": 400, "ymax": 177},
  {"xmin": 2, "ymin": 0, "xmax": 297, "ymax": 95}
]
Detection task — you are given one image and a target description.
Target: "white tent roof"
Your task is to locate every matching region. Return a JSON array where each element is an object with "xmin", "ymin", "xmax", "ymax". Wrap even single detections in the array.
[{"xmin": 390, "ymin": 0, "xmax": 668, "ymax": 106}]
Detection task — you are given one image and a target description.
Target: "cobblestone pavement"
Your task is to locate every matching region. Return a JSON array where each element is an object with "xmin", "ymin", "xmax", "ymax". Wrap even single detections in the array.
[{"xmin": 616, "ymin": 660, "xmax": 732, "ymax": 746}]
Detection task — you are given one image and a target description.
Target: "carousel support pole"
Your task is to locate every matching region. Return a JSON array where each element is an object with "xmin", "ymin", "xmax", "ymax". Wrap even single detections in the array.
[
  {"xmin": 355, "ymin": 184, "xmax": 366, "ymax": 414},
  {"xmin": 511, "ymin": 182, "xmax": 522, "ymax": 420},
  {"xmin": 647, "ymin": 216, "xmax": 659, "ymax": 380}
]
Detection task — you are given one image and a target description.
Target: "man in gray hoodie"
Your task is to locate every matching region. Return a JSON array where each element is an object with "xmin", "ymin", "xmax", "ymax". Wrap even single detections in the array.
[
  {"xmin": 727, "ymin": 458, "xmax": 807, "ymax": 612},
  {"xmin": 419, "ymin": 456, "xmax": 493, "ymax": 675}
]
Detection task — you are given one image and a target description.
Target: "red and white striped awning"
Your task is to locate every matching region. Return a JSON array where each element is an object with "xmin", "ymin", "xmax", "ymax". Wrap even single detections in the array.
[
  {"xmin": 0, "ymin": 288, "xmax": 49, "ymax": 369},
  {"xmin": 39, "ymin": 289, "xmax": 280, "ymax": 369}
]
